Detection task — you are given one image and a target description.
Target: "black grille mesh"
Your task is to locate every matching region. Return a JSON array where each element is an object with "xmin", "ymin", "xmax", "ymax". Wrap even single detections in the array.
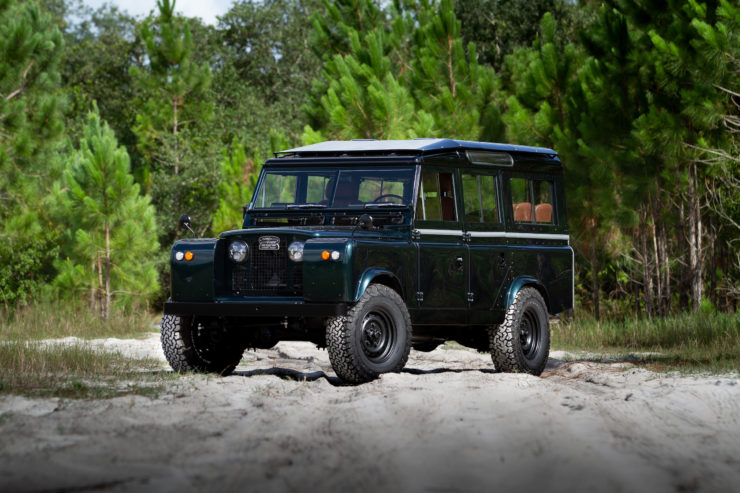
[{"xmin": 231, "ymin": 237, "xmax": 303, "ymax": 296}]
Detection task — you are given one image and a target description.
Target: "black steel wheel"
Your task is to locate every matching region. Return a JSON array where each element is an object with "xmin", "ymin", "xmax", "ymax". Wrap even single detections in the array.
[
  {"xmin": 161, "ymin": 313, "xmax": 245, "ymax": 376},
  {"xmin": 489, "ymin": 287, "xmax": 550, "ymax": 375},
  {"xmin": 326, "ymin": 284, "xmax": 411, "ymax": 383}
]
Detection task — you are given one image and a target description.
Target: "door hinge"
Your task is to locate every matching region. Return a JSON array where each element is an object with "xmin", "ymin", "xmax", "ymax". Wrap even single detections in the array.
[
  {"xmin": 462, "ymin": 232, "xmax": 471, "ymax": 242},
  {"xmin": 416, "ymin": 291, "xmax": 424, "ymax": 302},
  {"xmin": 411, "ymin": 229, "xmax": 421, "ymax": 240},
  {"xmin": 467, "ymin": 292, "xmax": 474, "ymax": 302}
]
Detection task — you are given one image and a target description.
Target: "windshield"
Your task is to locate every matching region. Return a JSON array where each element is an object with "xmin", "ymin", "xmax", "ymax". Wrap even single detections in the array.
[{"xmin": 252, "ymin": 167, "xmax": 415, "ymax": 209}]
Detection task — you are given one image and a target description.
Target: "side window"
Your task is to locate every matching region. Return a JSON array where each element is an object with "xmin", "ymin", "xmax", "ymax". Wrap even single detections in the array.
[
  {"xmin": 462, "ymin": 173, "xmax": 499, "ymax": 223},
  {"xmin": 533, "ymin": 180, "xmax": 553, "ymax": 224},
  {"xmin": 511, "ymin": 177, "xmax": 532, "ymax": 222},
  {"xmin": 511, "ymin": 177, "xmax": 555, "ymax": 224},
  {"xmin": 416, "ymin": 171, "xmax": 457, "ymax": 222}
]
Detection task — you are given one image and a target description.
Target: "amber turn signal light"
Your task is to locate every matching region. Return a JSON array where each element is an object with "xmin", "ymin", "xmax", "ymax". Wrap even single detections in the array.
[
  {"xmin": 184, "ymin": 251, "xmax": 194, "ymax": 261},
  {"xmin": 321, "ymin": 250, "xmax": 331, "ymax": 260}
]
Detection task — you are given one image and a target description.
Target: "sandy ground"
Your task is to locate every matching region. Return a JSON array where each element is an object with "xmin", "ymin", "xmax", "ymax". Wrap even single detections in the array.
[{"xmin": 0, "ymin": 333, "xmax": 738, "ymax": 493}]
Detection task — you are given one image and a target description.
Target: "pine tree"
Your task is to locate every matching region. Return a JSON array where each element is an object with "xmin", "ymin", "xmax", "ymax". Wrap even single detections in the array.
[
  {"xmin": 52, "ymin": 107, "xmax": 160, "ymax": 318},
  {"xmin": 305, "ymin": 20, "xmax": 435, "ymax": 140},
  {"xmin": 409, "ymin": 0, "xmax": 504, "ymax": 141},
  {"xmin": 212, "ymin": 131, "xmax": 291, "ymax": 233},
  {"xmin": 504, "ymin": 13, "xmax": 620, "ymax": 319},
  {"xmin": 130, "ymin": 0, "xmax": 218, "ymax": 242},
  {"xmin": 0, "ymin": 0, "xmax": 65, "ymax": 306}
]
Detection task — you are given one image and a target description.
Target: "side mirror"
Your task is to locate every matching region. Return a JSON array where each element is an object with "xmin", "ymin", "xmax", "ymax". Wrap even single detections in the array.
[
  {"xmin": 358, "ymin": 213, "xmax": 373, "ymax": 230},
  {"xmin": 179, "ymin": 214, "xmax": 196, "ymax": 237}
]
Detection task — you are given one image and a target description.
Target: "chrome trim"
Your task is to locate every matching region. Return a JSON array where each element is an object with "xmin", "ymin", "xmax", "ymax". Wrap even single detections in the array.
[
  {"xmin": 416, "ymin": 229, "xmax": 464, "ymax": 236},
  {"xmin": 468, "ymin": 232, "xmax": 570, "ymax": 242}
]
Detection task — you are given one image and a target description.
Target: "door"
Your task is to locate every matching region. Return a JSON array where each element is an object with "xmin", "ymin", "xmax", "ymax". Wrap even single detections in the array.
[
  {"xmin": 413, "ymin": 169, "xmax": 469, "ymax": 324},
  {"xmin": 461, "ymin": 171, "xmax": 509, "ymax": 324}
]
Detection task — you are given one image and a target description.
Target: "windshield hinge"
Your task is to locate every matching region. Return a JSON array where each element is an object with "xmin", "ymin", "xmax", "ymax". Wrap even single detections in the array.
[
  {"xmin": 462, "ymin": 232, "xmax": 471, "ymax": 242},
  {"xmin": 467, "ymin": 292, "xmax": 475, "ymax": 303},
  {"xmin": 411, "ymin": 229, "xmax": 421, "ymax": 240},
  {"xmin": 416, "ymin": 291, "xmax": 424, "ymax": 303}
]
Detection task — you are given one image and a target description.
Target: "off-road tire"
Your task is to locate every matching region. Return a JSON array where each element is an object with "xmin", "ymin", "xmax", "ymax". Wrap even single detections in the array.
[
  {"xmin": 326, "ymin": 284, "xmax": 411, "ymax": 383},
  {"xmin": 489, "ymin": 287, "xmax": 550, "ymax": 375},
  {"xmin": 161, "ymin": 314, "xmax": 244, "ymax": 376}
]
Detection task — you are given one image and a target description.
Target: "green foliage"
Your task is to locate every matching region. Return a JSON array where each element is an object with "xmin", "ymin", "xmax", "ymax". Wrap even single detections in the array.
[
  {"xmin": 213, "ymin": 131, "xmax": 293, "ymax": 234},
  {"xmin": 409, "ymin": 0, "xmax": 503, "ymax": 140},
  {"xmin": 51, "ymin": 107, "xmax": 159, "ymax": 314},
  {"xmin": 455, "ymin": 0, "xmax": 593, "ymax": 71},
  {"xmin": 60, "ymin": 3, "xmax": 142, "ymax": 157},
  {"xmin": 0, "ymin": 0, "xmax": 66, "ymax": 307},
  {"xmin": 306, "ymin": 0, "xmax": 502, "ymax": 141},
  {"xmin": 130, "ymin": 0, "xmax": 218, "ymax": 242}
]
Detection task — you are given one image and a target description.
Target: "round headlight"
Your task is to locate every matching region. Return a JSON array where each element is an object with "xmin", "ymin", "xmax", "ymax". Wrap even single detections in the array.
[
  {"xmin": 228, "ymin": 240, "xmax": 249, "ymax": 263},
  {"xmin": 287, "ymin": 241, "xmax": 304, "ymax": 262}
]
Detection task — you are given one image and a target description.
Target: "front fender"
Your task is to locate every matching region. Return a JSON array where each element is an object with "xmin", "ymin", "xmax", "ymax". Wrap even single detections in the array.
[
  {"xmin": 354, "ymin": 268, "xmax": 401, "ymax": 302},
  {"xmin": 302, "ymin": 238, "xmax": 353, "ymax": 302},
  {"xmin": 505, "ymin": 276, "xmax": 550, "ymax": 313},
  {"xmin": 170, "ymin": 238, "xmax": 219, "ymax": 301}
]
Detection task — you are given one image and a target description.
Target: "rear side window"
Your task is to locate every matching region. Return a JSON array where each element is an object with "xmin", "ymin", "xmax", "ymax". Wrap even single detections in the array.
[
  {"xmin": 416, "ymin": 171, "xmax": 457, "ymax": 222},
  {"xmin": 462, "ymin": 173, "xmax": 499, "ymax": 224},
  {"xmin": 511, "ymin": 177, "xmax": 554, "ymax": 224}
]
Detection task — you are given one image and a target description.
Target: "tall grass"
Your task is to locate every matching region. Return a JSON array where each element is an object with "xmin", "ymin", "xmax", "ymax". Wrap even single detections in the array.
[
  {"xmin": 0, "ymin": 342, "xmax": 174, "ymax": 398},
  {"xmin": 553, "ymin": 311, "xmax": 740, "ymax": 371},
  {"xmin": 0, "ymin": 301, "xmax": 158, "ymax": 340},
  {"xmin": 0, "ymin": 302, "xmax": 170, "ymax": 398}
]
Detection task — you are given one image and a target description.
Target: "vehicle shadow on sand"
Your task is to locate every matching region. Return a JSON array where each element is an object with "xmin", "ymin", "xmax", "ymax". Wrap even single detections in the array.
[{"xmin": 231, "ymin": 366, "xmax": 507, "ymax": 386}]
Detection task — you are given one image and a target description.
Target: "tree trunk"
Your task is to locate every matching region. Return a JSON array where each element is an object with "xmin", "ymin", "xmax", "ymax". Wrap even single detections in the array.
[
  {"xmin": 660, "ymin": 220, "xmax": 670, "ymax": 314},
  {"xmin": 104, "ymin": 221, "xmax": 111, "ymax": 320},
  {"xmin": 709, "ymin": 217, "xmax": 717, "ymax": 309},
  {"xmin": 590, "ymin": 234, "xmax": 600, "ymax": 321},
  {"xmin": 651, "ymin": 217, "xmax": 662, "ymax": 316},
  {"xmin": 687, "ymin": 162, "xmax": 703, "ymax": 311},
  {"xmin": 640, "ymin": 213, "xmax": 653, "ymax": 317},
  {"xmin": 91, "ymin": 261, "xmax": 97, "ymax": 313},
  {"xmin": 97, "ymin": 254, "xmax": 104, "ymax": 318}
]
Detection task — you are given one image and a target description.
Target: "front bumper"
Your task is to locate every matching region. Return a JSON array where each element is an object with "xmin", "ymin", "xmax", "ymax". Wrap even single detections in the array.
[{"xmin": 164, "ymin": 300, "xmax": 347, "ymax": 318}]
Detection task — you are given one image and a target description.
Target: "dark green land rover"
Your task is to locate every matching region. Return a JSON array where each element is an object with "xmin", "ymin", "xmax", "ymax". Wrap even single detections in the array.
[{"xmin": 161, "ymin": 139, "xmax": 573, "ymax": 383}]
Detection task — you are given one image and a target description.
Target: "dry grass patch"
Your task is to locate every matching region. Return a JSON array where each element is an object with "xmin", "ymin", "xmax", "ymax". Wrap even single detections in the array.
[
  {"xmin": 553, "ymin": 311, "xmax": 740, "ymax": 372},
  {"xmin": 0, "ymin": 301, "xmax": 157, "ymax": 340},
  {"xmin": 0, "ymin": 341, "xmax": 175, "ymax": 399}
]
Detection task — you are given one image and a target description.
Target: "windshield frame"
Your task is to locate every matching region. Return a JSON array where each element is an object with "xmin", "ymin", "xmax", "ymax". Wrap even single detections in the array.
[{"xmin": 249, "ymin": 165, "xmax": 417, "ymax": 212}]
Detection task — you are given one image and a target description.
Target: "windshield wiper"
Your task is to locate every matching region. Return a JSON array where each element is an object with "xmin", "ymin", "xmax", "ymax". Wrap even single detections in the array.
[
  {"xmin": 364, "ymin": 203, "xmax": 409, "ymax": 209},
  {"xmin": 285, "ymin": 203, "xmax": 327, "ymax": 210}
]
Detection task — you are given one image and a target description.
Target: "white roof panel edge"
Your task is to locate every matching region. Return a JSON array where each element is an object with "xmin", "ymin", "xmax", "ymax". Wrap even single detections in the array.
[{"xmin": 278, "ymin": 139, "xmax": 556, "ymax": 156}]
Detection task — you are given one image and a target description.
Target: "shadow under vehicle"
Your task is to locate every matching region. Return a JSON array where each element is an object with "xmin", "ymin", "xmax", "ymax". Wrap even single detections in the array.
[{"xmin": 162, "ymin": 139, "xmax": 574, "ymax": 383}]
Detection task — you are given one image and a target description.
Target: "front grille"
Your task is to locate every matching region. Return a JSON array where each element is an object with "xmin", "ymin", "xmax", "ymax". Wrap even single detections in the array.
[{"xmin": 231, "ymin": 236, "xmax": 303, "ymax": 296}]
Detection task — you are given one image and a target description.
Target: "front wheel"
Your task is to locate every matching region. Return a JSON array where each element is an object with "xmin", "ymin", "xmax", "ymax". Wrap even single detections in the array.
[
  {"xmin": 489, "ymin": 287, "xmax": 550, "ymax": 375},
  {"xmin": 160, "ymin": 314, "xmax": 245, "ymax": 376},
  {"xmin": 326, "ymin": 284, "xmax": 412, "ymax": 383}
]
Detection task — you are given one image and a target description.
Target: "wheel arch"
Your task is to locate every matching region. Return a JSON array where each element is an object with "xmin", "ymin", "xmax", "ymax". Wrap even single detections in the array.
[
  {"xmin": 505, "ymin": 276, "xmax": 551, "ymax": 314},
  {"xmin": 354, "ymin": 268, "xmax": 404, "ymax": 302}
]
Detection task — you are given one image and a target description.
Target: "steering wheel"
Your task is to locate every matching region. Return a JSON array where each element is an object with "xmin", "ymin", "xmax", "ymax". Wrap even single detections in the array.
[{"xmin": 372, "ymin": 194, "xmax": 405, "ymax": 204}]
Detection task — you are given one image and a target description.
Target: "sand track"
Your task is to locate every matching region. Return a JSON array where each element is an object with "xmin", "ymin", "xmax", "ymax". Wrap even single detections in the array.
[{"xmin": 0, "ymin": 334, "xmax": 738, "ymax": 493}]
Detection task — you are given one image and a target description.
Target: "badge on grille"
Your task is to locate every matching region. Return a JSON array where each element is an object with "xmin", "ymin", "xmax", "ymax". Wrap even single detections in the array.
[{"xmin": 258, "ymin": 235, "xmax": 280, "ymax": 251}]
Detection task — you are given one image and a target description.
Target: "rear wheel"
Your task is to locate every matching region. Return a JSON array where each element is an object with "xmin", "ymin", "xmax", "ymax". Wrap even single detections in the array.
[
  {"xmin": 161, "ymin": 314, "xmax": 245, "ymax": 376},
  {"xmin": 326, "ymin": 284, "xmax": 411, "ymax": 383},
  {"xmin": 489, "ymin": 287, "xmax": 550, "ymax": 375}
]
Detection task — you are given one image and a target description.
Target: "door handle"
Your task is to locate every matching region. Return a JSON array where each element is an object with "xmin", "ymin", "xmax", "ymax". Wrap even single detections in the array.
[{"xmin": 455, "ymin": 256, "xmax": 464, "ymax": 269}]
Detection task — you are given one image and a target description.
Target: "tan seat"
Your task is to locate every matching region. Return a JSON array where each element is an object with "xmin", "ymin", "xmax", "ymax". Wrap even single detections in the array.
[
  {"xmin": 535, "ymin": 203, "xmax": 552, "ymax": 223},
  {"xmin": 514, "ymin": 202, "xmax": 532, "ymax": 222}
]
